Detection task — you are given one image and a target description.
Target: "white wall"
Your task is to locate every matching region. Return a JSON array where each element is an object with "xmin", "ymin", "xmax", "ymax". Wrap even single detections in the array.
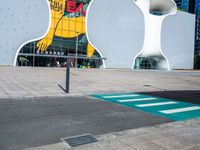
[
  {"xmin": 0, "ymin": 0, "xmax": 195, "ymax": 69},
  {"xmin": 87, "ymin": 0, "xmax": 195, "ymax": 69},
  {"xmin": 162, "ymin": 11, "xmax": 195, "ymax": 69},
  {"xmin": 0, "ymin": 0, "xmax": 50, "ymax": 66},
  {"xmin": 86, "ymin": 0, "xmax": 144, "ymax": 68}
]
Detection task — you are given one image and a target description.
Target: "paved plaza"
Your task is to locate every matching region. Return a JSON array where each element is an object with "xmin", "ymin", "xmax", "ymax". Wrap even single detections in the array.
[
  {"xmin": 24, "ymin": 118, "xmax": 200, "ymax": 150},
  {"xmin": 0, "ymin": 67, "xmax": 200, "ymax": 99},
  {"xmin": 0, "ymin": 67, "xmax": 200, "ymax": 150}
]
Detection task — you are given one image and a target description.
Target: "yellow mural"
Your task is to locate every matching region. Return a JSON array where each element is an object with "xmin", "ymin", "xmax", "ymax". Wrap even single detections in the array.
[{"xmin": 36, "ymin": 0, "xmax": 95, "ymax": 57}]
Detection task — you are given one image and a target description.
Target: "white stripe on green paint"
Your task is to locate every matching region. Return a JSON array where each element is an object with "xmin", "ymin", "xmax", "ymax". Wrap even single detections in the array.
[
  {"xmin": 103, "ymin": 94, "xmax": 139, "ymax": 98},
  {"xmin": 160, "ymin": 106, "xmax": 200, "ymax": 114},
  {"xmin": 136, "ymin": 101, "xmax": 177, "ymax": 107},
  {"xmin": 118, "ymin": 97, "xmax": 156, "ymax": 103}
]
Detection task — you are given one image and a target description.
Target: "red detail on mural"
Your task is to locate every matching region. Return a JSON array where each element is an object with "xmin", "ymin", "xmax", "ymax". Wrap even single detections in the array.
[{"xmin": 66, "ymin": 0, "xmax": 86, "ymax": 15}]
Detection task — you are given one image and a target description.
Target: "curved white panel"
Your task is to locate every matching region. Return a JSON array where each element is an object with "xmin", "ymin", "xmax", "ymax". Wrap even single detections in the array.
[
  {"xmin": 0, "ymin": 0, "xmax": 50, "ymax": 66},
  {"xmin": 161, "ymin": 11, "xmax": 195, "ymax": 69},
  {"xmin": 133, "ymin": 0, "xmax": 177, "ymax": 70},
  {"xmin": 86, "ymin": 0, "xmax": 144, "ymax": 68}
]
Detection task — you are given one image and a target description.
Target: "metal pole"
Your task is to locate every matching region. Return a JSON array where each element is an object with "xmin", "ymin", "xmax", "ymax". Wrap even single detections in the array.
[
  {"xmin": 33, "ymin": 42, "xmax": 35, "ymax": 67},
  {"xmin": 75, "ymin": 34, "xmax": 79, "ymax": 68},
  {"xmin": 66, "ymin": 62, "xmax": 70, "ymax": 93}
]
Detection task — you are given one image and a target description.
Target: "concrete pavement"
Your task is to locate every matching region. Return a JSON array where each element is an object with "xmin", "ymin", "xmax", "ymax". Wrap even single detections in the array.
[
  {"xmin": 0, "ymin": 67, "xmax": 200, "ymax": 150},
  {"xmin": 0, "ymin": 67, "xmax": 200, "ymax": 99},
  {"xmin": 0, "ymin": 96, "xmax": 170, "ymax": 150},
  {"xmin": 24, "ymin": 118, "xmax": 200, "ymax": 150}
]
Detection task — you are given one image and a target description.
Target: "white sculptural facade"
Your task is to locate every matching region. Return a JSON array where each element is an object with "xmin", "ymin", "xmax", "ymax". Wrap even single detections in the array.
[
  {"xmin": 134, "ymin": 0, "xmax": 177, "ymax": 70},
  {"xmin": 0, "ymin": 0, "xmax": 195, "ymax": 70},
  {"xmin": 86, "ymin": 0, "xmax": 195, "ymax": 70}
]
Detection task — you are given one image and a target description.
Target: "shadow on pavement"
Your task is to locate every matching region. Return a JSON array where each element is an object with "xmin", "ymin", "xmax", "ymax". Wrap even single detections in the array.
[{"xmin": 139, "ymin": 90, "xmax": 200, "ymax": 104}]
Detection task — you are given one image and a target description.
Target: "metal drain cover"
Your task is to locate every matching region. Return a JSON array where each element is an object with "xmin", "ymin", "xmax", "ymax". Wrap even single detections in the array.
[{"xmin": 61, "ymin": 134, "xmax": 99, "ymax": 147}]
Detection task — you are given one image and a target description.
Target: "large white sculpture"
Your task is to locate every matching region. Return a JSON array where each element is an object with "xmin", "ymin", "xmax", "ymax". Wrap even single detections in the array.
[
  {"xmin": 134, "ymin": 0, "xmax": 177, "ymax": 70},
  {"xmin": 0, "ymin": 0, "xmax": 195, "ymax": 69},
  {"xmin": 86, "ymin": 0, "xmax": 193, "ymax": 70}
]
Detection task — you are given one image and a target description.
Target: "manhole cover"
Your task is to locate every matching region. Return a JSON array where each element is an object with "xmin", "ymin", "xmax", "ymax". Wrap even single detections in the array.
[{"xmin": 61, "ymin": 134, "xmax": 99, "ymax": 147}]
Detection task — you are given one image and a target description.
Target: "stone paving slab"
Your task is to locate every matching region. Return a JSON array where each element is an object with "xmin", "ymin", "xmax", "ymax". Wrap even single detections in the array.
[
  {"xmin": 186, "ymin": 144, "xmax": 200, "ymax": 150},
  {"xmin": 24, "ymin": 118, "xmax": 200, "ymax": 150},
  {"xmin": 0, "ymin": 67, "xmax": 200, "ymax": 100},
  {"xmin": 23, "ymin": 143, "xmax": 69, "ymax": 150}
]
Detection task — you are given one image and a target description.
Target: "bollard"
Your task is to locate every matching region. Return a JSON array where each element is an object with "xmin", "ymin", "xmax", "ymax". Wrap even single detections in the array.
[{"xmin": 66, "ymin": 62, "xmax": 70, "ymax": 93}]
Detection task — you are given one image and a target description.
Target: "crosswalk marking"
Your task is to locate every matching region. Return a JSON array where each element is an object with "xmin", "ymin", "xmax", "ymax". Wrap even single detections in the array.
[
  {"xmin": 103, "ymin": 94, "xmax": 139, "ymax": 98},
  {"xmin": 160, "ymin": 106, "xmax": 200, "ymax": 114},
  {"xmin": 118, "ymin": 97, "xmax": 156, "ymax": 103},
  {"xmin": 136, "ymin": 101, "xmax": 178, "ymax": 107},
  {"xmin": 91, "ymin": 93, "xmax": 200, "ymax": 121}
]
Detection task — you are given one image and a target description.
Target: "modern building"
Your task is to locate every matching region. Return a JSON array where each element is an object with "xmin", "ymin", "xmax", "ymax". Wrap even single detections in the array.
[
  {"xmin": 175, "ymin": 0, "xmax": 190, "ymax": 11},
  {"xmin": 195, "ymin": 0, "xmax": 200, "ymax": 54},
  {"xmin": 174, "ymin": 0, "xmax": 200, "ymax": 68},
  {"xmin": 0, "ymin": 0, "xmax": 196, "ymax": 70}
]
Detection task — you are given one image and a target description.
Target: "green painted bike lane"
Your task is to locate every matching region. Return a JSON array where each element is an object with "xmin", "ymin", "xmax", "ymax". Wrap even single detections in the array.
[{"xmin": 91, "ymin": 92, "xmax": 200, "ymax": 121}]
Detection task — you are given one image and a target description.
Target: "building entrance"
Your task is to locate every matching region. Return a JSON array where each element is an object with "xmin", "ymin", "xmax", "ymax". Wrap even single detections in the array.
[{"xmin": 134, "ymin": 56, "xmax": 168, "ymax": 70}]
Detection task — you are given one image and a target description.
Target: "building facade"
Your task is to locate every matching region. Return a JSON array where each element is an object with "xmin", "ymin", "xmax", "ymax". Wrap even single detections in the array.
[
  {"xmin": 18, "ymin": 0, "xmax": 103, "ymax": 68},
  {"xmin": 0, "ymin": 0, "xmax": 196, "ymax": 70},
  {"xmin": 195, "ymin": 0, "xmax": 200, "ymax": 54},
  {"xmin": 175, "ymin": 0, "xmax": 190, "ymax": 11},
  {"xmin": 87, "ymin": 0, "xmax": 195, "ymax": 70},
  {"xmin": 174, "ymin": 0, "xmax": 200, "ymax": 68}
]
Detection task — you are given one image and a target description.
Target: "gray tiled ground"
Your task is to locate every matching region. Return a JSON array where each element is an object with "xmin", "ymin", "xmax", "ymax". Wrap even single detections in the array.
[
  {"xmin": 78, "ymin": 118, "xmax": 200, "ymax": 150},
  {"xmin": 0, "ymin": 67, "xmax": 200, "ymax": 99},
  {"xmin": 24, "ymin": 118, "xmax": 200, "ymax": 150}
]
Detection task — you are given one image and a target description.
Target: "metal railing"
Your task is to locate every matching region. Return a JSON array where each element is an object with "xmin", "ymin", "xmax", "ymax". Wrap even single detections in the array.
[
  {"xmin": 18, "ymin": 53, "xmax": 106, "ymax": 60},
  {"xmin": 18, "ymin": 53, "xmax": 106, "ymax": 68}
]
